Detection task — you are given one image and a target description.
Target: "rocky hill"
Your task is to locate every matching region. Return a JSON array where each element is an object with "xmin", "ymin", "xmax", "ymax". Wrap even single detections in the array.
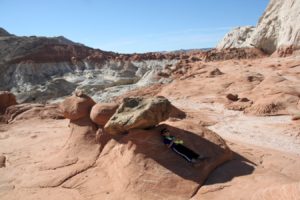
[
  {"xmin": 0, "ymin": 28, "xmax": 265, "ymax": 104},
  {"xmin": 1, "ymin": 1, "xmax": 300, "ymax": 199},
  {"xmin": 217, "ymin": 0, "xmax": 300, "ymax": 54},
  {"xmin": 0, "ymin": 28, "xmax": 182, "ymax": 103},
  {"xmin": 0, "ymin": 28, "xmax": 12, "ymax": 37}
]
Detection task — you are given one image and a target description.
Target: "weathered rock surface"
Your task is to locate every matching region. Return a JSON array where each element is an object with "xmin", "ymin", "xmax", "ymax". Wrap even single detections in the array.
[
  {"xmin": 160, "ymin": 58, "xmax": 300, "ymax": 117},
  {"xmin": 202, "ymin": 48, "xmax": 265, "ymax": 62},
  {"xmin": 30, "ymin": 93, "xmax": 100, "ymax": 188},
  {"xmin": 217, "ymin": 0, "xmax": 300, "ymax": 54},
  {"xmin": 90, "ymin": 103, "xmax": 118, "ymax": 127},
  {"xmin": 217, "ymin": 26, "xmax": 255, "ymax": 49},
  {"xmin": 251, "ymin": 182, "xmax": 300, "ymax": 200},
  {"xmin": 226, "ymin": 101, "xmax": 253, "ymax": 111},
  {"xmin": 0, "ymin": 104, "xmax": 233, "ymax": 200},
  {"xmin": 60, "ymin": 120, "xmax": 232, "ymax": 199},
  {"xmin": 0, "ymin": 91, "xmax": 17, "ymax": 114},
  {"xmin": 1, "ymin": 54, "xmax": 300, "ymax": 200},
  {"xmin": 104, "ymin": 96, "xmax": 175, "ymax": 135},
  {"xmin": 4, "ymin": 103, "xmax": 63, "ymax": 123},
  {"xmin": 60, "ymin": 91, "xmax": 96, "ymax": 120}
]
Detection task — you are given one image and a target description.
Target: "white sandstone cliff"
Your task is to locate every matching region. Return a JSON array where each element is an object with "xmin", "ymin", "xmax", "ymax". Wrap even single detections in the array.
[
  {"xmin": 216, "ymin": 26, "xmax": 255, "ymax": 49},
  {"xmin": 217, "ymin": 0, "xmax": 300, "ymax": 54}
]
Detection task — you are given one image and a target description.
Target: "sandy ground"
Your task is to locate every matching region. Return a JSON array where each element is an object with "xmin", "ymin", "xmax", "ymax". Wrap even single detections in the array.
[{"xmin": 172, "ymin": 99, "xmax": 300, "ymax": 155}]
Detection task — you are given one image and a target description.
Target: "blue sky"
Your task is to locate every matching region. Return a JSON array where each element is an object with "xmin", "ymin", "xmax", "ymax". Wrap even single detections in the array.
[{"xmin": 0, "ymin": 0, "xmax": 269, "ymax": 53}]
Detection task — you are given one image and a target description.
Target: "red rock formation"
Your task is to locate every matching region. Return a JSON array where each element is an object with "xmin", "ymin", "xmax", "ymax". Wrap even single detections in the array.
[
  {"xmin": 60, "ymin": 91, "xmax": 96, "ymax": 121},
  {"xmin": 0, "ymin": 91, "xmax": 17, "ymax": 114},
  {"xmin": 90, "ymin": 103, "xmax": 119, "ymax": 127},
  {"xmin": 4, "ymin": 103, "xmax": 63, "ymax": 123}
]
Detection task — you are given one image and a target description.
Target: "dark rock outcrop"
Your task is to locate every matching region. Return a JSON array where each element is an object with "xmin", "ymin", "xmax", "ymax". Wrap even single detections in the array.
[{"xmin": 0, "ymin": 155, "xmax": 6, "ymax": 168}]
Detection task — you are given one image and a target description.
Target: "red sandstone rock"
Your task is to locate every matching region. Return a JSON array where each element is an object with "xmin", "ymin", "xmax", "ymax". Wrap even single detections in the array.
[
  {"xmin": 4, "ymin": 103, "xmax": 64, "ymax": 123},
  {"xmin": 0, "ymin": 91, "xmax": 17, "ymax": 114},
  {"xmin": 90, "ymin": 103, "xmax": 119, "ymax": 126},
  {"xmin": 60, "ymin": 91, "xmax": 96, "ymax": 121}
]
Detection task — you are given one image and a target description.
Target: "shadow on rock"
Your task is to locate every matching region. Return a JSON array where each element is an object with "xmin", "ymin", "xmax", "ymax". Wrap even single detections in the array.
[
  {"xmin": 203, "ymin": 152, "xmax": 256, "ymax": 185},
  {"xmin": 113, "ymin": 120, "xmax": 249, "ymax": 187}
]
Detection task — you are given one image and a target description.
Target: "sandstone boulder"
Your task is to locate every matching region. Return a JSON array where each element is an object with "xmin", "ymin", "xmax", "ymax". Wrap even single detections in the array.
[
  {"xmin": 226, "ymin": 93, "xmax": 239, "ymax": 101},
  {"xmin": 239, "ymin": 97, "xmax": 251, "ymax": 102},
  {"xmin": 90, "ymin": 103, "xmax": 119, "ymax": 126},
  {"xmin": 60, "ymin": 91, "xmax": 96, "ymax": 120},
  {"xmin": 0, "ymin": 91, "xmax": 17, "ymax": 114},
  {"xmin": 104, "ymin": 96, "xmax": 173, "ymax": 135},
  {"xmin": 209, "ymin": 68, "xmax": 224, "ymax": 77},
  {"xmin": 0, "ymin": 155, "xmax": 6, "ymax": 168}
]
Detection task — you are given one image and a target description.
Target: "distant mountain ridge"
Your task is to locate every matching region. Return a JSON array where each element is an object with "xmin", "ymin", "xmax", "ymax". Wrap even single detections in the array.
[
  {"xmin": 0, "ymin": 27, "xmax": 180, "ymax": 103},
  {"xmin": 0, "ymin": 27, "xmax": 12, "ymax": 37}
]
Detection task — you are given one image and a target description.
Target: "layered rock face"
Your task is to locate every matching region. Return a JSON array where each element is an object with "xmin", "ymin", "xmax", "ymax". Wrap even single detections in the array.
[
  {"xmin": 0, "ymin": 28, "xmax": 179, "ymax": 103},
  {"xmin": 0, "ymin": 27, "xmax": 267, "ymax": 104},
  {"xmin": 217, "ymin": 0, "xmax": 300, "ymax": 54}
]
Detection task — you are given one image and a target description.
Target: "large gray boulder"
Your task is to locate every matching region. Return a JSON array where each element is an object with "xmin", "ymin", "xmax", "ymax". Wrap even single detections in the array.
[{"xmin": 104, "ymin": 96, "xmax": 173, "ymax": 135}]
